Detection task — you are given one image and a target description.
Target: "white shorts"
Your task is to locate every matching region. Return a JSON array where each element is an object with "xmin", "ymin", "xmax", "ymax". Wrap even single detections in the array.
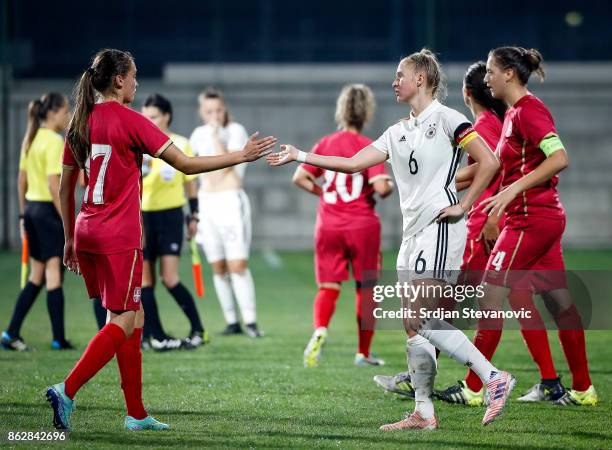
[
  {"xmin": 396, "ymin": 217, "xmax": 466, "ymax": 284},
  {"xmin": 197, "ymin": 189, "xmax": 252, "ymax": 263}
]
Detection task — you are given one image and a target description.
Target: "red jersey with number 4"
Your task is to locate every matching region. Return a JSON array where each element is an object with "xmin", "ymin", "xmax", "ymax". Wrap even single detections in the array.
[
  {"xmin": 62, "ymin": 101, "xmax": 172, "ymax": 254},
  {"xmin": 466, "ymin": 110, "xmax": 504, "ymax": 239},
  {"xmin": 497, "ymin": 94, "xmax": 565, "ymax": 226},
  {"xmin": 300, "ymin": 131, "xmax": 390, "ymax": 230}
]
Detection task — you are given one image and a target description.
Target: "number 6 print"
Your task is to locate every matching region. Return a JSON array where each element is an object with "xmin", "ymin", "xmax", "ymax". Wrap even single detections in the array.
[{"xmin": 84, "ymin": 144, "xmax": 112, "ymax": 204}]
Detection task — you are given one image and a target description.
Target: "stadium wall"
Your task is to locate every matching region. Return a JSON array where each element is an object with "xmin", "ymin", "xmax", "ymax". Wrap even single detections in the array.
[{"xmin": 2, "ymin": 63, "xmax": 611, "ymax": 250}]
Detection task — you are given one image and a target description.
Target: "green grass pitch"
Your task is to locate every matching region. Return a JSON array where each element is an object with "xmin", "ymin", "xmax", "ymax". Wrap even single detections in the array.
[{"xmin": 1, "ymin": 249, "xmax": 611, "ymax": 448}]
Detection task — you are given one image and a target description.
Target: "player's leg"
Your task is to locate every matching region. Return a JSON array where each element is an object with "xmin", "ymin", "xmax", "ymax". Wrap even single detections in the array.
[
  {"xmin": 225, "ymin": 190, "xmax": 261, "ymax": 337},
  {"xmin": 508, "ymin": 289, "xmax": 564, "ymax": 401},
  {"xmin": 303, "ymin": 227, "xmax": 346, "ymax": 367},
  {"xmin": 199, "ymin": 202, "xmax": 239, "ymax": 333},
  {"xmin": 92, "ymin": 298, "xmax": 107, "ymax": 330},
  {"xmin": 44, "ymin": 256, "xmax": 72, "ymax": 349},
  {"xmin": 1, "ymin": 258, "xmax": 44, "ymax": 351},
  {"xmin": 116, "ymin": 306, "xmax": 169, "ymax": 430},
  {"xmin": 349, "ymin": 224, "xmax": 383, "ymax": 365},
  {"xmin": 160, "ymin": 254, "xmax": 207, "ymax": 346}
]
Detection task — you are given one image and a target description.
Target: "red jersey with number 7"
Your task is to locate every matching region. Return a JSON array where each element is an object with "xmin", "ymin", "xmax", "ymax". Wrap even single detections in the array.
[
  {"xmin": 300, "ymin": 131, "xmax": 390, "ymax": 230},
  {"xmin": 62, "ymin": 101, "xmax": 172, "ymax": 254}
]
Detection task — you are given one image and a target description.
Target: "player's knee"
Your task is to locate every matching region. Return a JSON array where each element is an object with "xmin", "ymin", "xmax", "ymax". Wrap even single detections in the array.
[
  {"xmin": 319, "ymin": 282, "xmax": 341, "ymax": 290},
  {"xmin": 227, "ymin": 260, "xmax": 248, "ymax": 274},
  {"xmin": 161, "ymin": 274, "xmax": 179, "ymax": 289},
  {"xmin": 211, "ymin": 260, "xmax": 228, "ymax": 275}
]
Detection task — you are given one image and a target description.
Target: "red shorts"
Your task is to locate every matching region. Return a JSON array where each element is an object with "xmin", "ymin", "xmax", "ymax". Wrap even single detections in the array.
[
  {"xmin": 484, "ymin": 216, "xmax": 567, "ymax": 291},
  {"xmin": 314, "ymin": 224, "xmax": 381, "ymax": 284},
  {"xmin": 460, "ymin": 238, "xmax": 490, "ymax": 286},
  {"xmin": 77, "ymin": 249, "xmax": 143, "ymax": 311}
]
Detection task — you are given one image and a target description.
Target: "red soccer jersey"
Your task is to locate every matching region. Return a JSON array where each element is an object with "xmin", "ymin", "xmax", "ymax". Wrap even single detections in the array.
[
  {"xmin": 300, "ymin": 131, "xmax": 390, "ymax": 230},
  {"xmin": 466, "ymin": 109, "xmax": 504, "ymax": 239},
  {"xmin": 497, "ymin": 94, "xmax": 565, "ymax": 226},
  {"xmin": 63, "ymin": 102, "xmax": 172, "ymax": 254}
]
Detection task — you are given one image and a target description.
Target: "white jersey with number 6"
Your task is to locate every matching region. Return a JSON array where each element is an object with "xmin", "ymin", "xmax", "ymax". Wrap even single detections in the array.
[{"xmin": 372, "ymin": 99, "xmax": 478, "ymax": 240}]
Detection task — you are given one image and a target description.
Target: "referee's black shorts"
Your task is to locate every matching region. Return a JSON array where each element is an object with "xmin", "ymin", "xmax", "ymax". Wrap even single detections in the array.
[
  {"xmin": 23, "ymin": 201, "xmax": 64, "ymax": 262},
  {"xmin": 142, "ymin": 206, "xmax": 184, "ymax": 262}
]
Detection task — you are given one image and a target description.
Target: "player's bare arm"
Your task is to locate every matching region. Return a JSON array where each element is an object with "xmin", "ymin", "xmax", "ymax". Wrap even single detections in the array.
[
  {"xmin": 48, "ymin": 174, "xmax": 62, "ymax": 216},
  {"xmin": 59, "ymin": 166, "xmax": 80, "ymax": 273},
  {"xmin": 163, "ymin": 132, "xmax": 276, "ymax": 175},
  {"xmin": 483, "ymin": 135, "xmax": 568, "ymax": 216},
  {"xmin": 268, "ymin": 144, "xmax": 386, "ymax": 174},
  {"xmin": 292, "ymin": 167, "xmax": 323, "ymax": 196},
  {"xmin": 438, "ymin": 136, "xmax": 499, "ymax": 220}
]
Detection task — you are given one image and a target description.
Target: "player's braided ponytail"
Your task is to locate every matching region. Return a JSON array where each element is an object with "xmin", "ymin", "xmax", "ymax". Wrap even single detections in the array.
[
  {"xmin": 335, "ymin": 84, "xmax": 375, "ymax": 132},
  {"xmin": 490, "ymin": 46, "xmax": 545, "ymax": 85},
  {"xmin": 464, "ymin": 61, "xmax": 507, "ymax": 121},
  {"xmin": 21, "ymin": 93, "xmax": 67, "ymax": 156},
  {"xmin": 67, "ymin": 49, "xmax": 133, "ymax": 168}
]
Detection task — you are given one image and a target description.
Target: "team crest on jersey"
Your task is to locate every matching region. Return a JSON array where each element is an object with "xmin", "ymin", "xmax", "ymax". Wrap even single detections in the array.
[
  {"xmin": 505, "ymin": 121, "xmax": 513, "ymax": 137},
  {"xmin": 425, "ymin": 123, "xmax": 437, "ymax": 139},
  {"xmin": 133, "ymin": 287, "xmax": 141, "ymax": 303}
]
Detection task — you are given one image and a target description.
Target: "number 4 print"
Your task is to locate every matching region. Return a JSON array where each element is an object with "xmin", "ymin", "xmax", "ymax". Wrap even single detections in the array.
[
  {"xmin": 84, "ymin": 144, "xmax": 112, "ymax": 204},
  {"xmin": 491, "ymin": 251, "xmax": 506, "ymax": 272}
]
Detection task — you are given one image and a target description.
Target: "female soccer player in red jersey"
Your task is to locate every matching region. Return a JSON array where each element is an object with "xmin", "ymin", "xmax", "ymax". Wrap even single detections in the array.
[
  {"xmin": 269, "ymin": 49, "xmax": 514, "ymax": 430},
  {"xmin": 1, "ymin": 93, "xmax": 72, "ymax": 351},
  {"xmin": 293, "ymin": 84, "xmax": 393, "ymax": 367},
  {"xmin": 480, "ymin": 46, "xmax": 596, "ymax": 406},
  {"xmin": 45, "ymin": 48, "xmax": 276, "ymax": 431},
  {"xmin": 438, "ymin": 61, "xmax": 566, "ymax": 405}
]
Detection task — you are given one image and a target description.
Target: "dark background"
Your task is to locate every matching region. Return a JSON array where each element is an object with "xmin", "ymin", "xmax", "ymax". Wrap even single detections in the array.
[{"xmin": 2, "ymin": 0, "xmax": 610, "ymax": 78}]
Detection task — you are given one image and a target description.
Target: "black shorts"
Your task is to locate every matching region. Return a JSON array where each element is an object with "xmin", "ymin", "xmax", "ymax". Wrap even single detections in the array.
[
  {"xmin": 23, "ymin": 201, "xmax": 64, "ymax": 262},
  {"xmin": 142, "ymin": 207, "xmax": 184, "ymax": 261}
]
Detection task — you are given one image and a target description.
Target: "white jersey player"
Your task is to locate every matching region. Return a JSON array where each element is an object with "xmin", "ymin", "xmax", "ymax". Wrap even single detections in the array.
[
  {"xmin": 190, "ymin": 88, "xmax": 261, "ymax": 338},
  {"xmin": 268, "ymin": 49, "xmax": 515, "ymax": 430}
]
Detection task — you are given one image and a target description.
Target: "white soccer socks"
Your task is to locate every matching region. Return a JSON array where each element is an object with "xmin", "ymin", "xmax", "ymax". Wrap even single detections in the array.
[
  {"xmin": 213, "ymin": 273, "xmax": 238, "ymax": 324},
  {"xmin": 230, "ymin": 269, "xmax": 257, "ymax": 325},
  {"xmin": 418, "ymin": 318, "xmax": 497, "ymax": 383},
  {"xmin": 407, "ymin": 334, "xmax": 437, "ymax": 419}
]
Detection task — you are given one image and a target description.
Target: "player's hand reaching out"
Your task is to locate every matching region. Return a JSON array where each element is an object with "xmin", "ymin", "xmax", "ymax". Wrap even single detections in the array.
[
  {"xmin": 241, "ymin": 132, "xmax": 277, "ymax": 162},
  {"xmin": 63, "ymin": 238, "xmax": 80, "ymax": 275},
  {"xmin": 267, "ymin": 144, "xmax": 299, "ymax": 166}
]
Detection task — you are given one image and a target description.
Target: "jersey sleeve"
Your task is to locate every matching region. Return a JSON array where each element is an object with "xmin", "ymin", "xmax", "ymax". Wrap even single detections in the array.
[
  {"xmin": 300, "ymin": 140, "xmax": 324, "ymax": 178},
  {"xmin": 516, "ymin": 100, "xmax": 557, "ymax": 150},
  {"xmin": 227, "ymin": 123, "xmax": 248, "ymax": 151},
  {"xmin": 62, "ymin": 141, "xmax": 77, "ymax": 169},
  {"xmin": 443, "ymin": 108, "xmax": 478, "ymax": 148},
  {"xmin": 127, "ymin": 109, "xmax": 173, "ymax": 157},
  {"xmin": 45, "ymin": 136, "xmax": 63, "ymax": 176},
  {"xmin": 366, "ymin": 162, "xmax": 390, "ymax": 184},
  {"xmin": 371, "ymin": 127, "xmax": 392, "ymax": 156}
]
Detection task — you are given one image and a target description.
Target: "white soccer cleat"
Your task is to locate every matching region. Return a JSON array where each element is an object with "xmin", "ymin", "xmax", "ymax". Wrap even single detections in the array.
[{"xmin": 482, "ymin": 371, "xmax": 516, "ymax": 426}]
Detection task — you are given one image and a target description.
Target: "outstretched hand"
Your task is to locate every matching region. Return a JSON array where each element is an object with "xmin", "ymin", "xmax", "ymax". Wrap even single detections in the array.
[
  {"xmin": 242, "ymin": 132, "xmax": 277, "ymax": 162},
  {"xmin": 267, "ymin": 144, "xmax": 300, "ymax": 167}
]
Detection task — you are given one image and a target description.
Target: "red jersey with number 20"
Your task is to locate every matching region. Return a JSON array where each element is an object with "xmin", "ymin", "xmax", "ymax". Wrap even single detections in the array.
[
  {"xmin": 497, "ymin": 94, "xmax": 565, "ymax": 226},
  {"xmin": 62, "ymin": 102, "xmax": 172, "ymax": 254},
  {"xmin": 300, "ymin": 131, "xmax": 390, "ymax": 230}
]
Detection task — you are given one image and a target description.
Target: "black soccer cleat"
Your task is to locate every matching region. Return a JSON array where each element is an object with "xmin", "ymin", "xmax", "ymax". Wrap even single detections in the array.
[{"xmin": 221, "ymin": 323, "xmax": 243, "ymax": 336}]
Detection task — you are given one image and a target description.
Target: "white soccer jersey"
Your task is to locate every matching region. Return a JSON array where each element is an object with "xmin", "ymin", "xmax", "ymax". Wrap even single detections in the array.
[
  {"xmin": 372, "ymin": 100, "xmax": 478, "ymax": 239},
  {"xmin": 189, "ymin": 122, "xmax": 249, "ymax": 179}
]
